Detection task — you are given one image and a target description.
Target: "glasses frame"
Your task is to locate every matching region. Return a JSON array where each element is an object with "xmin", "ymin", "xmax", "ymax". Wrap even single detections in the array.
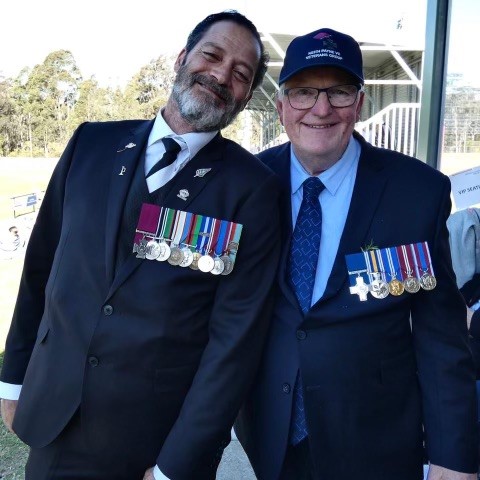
[{"xmin": 283, "ymin": 84, "xmax": 362, "ymax": 110}]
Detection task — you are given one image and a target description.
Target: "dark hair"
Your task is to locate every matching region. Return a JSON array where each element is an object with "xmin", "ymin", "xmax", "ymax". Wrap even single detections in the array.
[{"xmin": 185, "ymin": 10, "xmax": 269, "ymax": 92}]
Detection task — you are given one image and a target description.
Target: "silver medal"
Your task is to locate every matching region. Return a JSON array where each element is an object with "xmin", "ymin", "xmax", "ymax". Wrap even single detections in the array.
[
  {"xmin": 145, "ymin": 240, "xmax": 160, "ymax": 260},
  {"xmin": 168, "ymin": 246, "xmax": 184, "ymax": 266},
  {"xmin": 156, "ymin": 241, "xmax": 171, "ymax": 262},
  {"xmin": 179, "ymin": 247, "xmax": 194, "ymax": 267},
  {"xmin": 198, "ymin": 254, "xmax": 215, "ymax": 273},
  {"xmin": 211, "ymin": 257, "xmax": 225, "ymax": 275}
]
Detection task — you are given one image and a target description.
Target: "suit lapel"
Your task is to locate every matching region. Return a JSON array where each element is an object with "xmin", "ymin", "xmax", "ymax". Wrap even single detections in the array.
[
  {"xmin": 264, "ymin": 143, "xmax": 300, "ymax": 310},
  {"xmin": 314, "ymin": 141, "xmax": 389, "ymax": 305},
  {"xmin": 105, "ymin": 133, "xmax": 225, "ymax": 299},
  {"xmin": 156, "ymin": 133, "xmax": 224, "ymax": 210},
  {"xmin": 105, "ymin": 120, "xmax": 154, "ymax": 283}
]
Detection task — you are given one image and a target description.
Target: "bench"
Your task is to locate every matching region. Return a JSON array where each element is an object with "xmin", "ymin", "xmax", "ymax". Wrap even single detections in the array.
[{"xmin": 11, "ymin": 192, "xmax": 39, "ymax": 218}]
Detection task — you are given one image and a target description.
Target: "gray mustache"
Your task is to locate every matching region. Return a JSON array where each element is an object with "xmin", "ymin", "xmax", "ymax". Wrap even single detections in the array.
[{"xmin": 191, "ymin": 74, "xmax": 233, "ymax": 104}]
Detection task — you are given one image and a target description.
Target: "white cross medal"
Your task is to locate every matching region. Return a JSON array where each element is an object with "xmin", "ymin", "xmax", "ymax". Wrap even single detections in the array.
[
  {"xmin": 349, "ymin": 275, "xmax": 370, "ymax": 301},
  {"xmin": 345, "ymin": 251, "xmax": 371, "ymax": 301}
]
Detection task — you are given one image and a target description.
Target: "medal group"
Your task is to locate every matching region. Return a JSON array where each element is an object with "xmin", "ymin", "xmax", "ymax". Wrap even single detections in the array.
[
  {"xmin": 133, "ymin": 203, "xmax": 242, "ymax": 275},
  {"xmin": 345, "ymin": 242, "xmax": 437, "ymax": 302}
]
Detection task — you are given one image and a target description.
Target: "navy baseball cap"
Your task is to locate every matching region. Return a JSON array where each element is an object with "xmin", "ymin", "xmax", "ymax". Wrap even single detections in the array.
[{"xmin": 279, "ymin": 28, "xmax": 364, "ymax": 85}]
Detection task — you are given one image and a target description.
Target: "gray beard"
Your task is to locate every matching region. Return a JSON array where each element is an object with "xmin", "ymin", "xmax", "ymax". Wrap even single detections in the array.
[{"xmin": 172, "ymin": 68, "xmax": 244, "ymax": 132}]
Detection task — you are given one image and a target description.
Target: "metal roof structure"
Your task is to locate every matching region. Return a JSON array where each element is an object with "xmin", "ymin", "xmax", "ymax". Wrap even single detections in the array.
[{"xmin": 248, "ymin": 31, "xmax": 424, "ymax": 115}]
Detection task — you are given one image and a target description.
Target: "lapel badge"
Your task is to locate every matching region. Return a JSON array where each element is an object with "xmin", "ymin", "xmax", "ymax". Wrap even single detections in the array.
[
  {"xmin": 177, "ymin": 189, "xmax": 189, "ymax": 201},
  {"xmin": 119, "ymin": 166, "xmax": 127, "ymax": 176},
  {"xmin": 194, "ymin": 168, "xmax": 212, "ymax": 178},
  {"xmin": 117, "ymin": 142, "xmax": 137, "ymax": 153}
]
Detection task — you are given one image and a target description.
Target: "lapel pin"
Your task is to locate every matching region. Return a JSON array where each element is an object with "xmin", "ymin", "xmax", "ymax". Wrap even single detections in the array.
[
  {"xmin": 177, "ymin": 189, "xmax": 189, "ymax": 201},
  {"xmin": 194, "ymin": 168, "xmax": 212, "ymax": 178},
  {"xmin": 119, "ymin": 166, "xmax": 127, "ymax": 176},
  {"xmin": 117, "ymin": 142, "xmax": 137, "ymax": 153}
]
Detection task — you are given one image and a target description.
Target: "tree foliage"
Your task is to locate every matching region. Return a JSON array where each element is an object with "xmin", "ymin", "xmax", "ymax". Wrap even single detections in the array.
[{"xmin": 1, "ymin": 50, "xmax": 260, "ymax": 157}]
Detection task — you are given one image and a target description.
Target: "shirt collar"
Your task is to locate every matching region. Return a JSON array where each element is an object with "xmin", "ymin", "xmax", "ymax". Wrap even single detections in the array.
[
  {"xmin": 290, "ymin": 136, "xmax": 360, "ymax": 196},
  {"xmin": 148, "ymin": 109, "xmax": 217, "ymax": 158}
]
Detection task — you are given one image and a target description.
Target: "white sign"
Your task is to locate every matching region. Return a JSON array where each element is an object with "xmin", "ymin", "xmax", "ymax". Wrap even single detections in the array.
[{"xmin": 449, "ymin": 165, "xmax": 480, "ymax": 210}]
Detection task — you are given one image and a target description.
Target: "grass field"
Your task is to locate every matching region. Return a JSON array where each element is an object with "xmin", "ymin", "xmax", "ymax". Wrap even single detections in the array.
[{"xmin": 0, "ymin": 158, "xmax": 55, "ymax": 479}]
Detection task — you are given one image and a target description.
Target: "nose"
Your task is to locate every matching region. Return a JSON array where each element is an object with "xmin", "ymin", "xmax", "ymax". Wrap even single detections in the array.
[
  {"xmin": 209, "ymin": 63, "xmax": 231, "ymax": 86},
  {"xmin": 311, "ymin": 91, "xmax": 332, "ymax": 116}
]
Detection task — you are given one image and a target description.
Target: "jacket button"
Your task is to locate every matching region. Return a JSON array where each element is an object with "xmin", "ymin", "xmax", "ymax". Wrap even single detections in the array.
[
  {"xmin": 282, "ymin": 383, "xmax": 291, "ymax": 394},
  {"xmin": 88, "ymin": 356, "xmax": 99, "ymax": 367},
  {"xmin": 296, "ymin": 330, "xmax": 307, "ymax": 340},
  {"xmin": 103, "ymin": 305, "xmax": 113, "ymax": 316}
]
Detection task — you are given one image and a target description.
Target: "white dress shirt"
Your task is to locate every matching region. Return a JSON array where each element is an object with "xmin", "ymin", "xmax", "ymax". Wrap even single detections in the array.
[{"xmin": 145, "ymin": 111, "xmax": 216, "ymax": 193}]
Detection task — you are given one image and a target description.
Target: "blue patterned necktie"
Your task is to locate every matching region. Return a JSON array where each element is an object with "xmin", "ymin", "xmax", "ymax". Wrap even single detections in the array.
[{"xmin": 288, "ymin": 176, "xmax": 325, "ymax": 445}]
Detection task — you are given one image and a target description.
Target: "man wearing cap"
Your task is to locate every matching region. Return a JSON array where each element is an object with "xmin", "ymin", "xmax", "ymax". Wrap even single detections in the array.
[{"xmin": 236, "ymin": 28, "xmax": 478, "ymax": 480}]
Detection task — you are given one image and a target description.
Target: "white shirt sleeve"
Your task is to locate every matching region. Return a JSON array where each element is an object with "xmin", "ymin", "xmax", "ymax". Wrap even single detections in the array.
[
  {"xmin": 154, "ymin": 465, "xmax": 170, "ymax": 480},
  {"xmin": 0, "ymin": 381, "xmax": 22, "ymax": 400}
]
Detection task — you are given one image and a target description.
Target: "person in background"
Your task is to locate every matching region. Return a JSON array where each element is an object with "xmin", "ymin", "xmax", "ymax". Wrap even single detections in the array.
[
  {"xmin": 236, "ymin": 27, "xmax": 478, "ymax": 480},
  {"xmin": 448, "ymin": 206, "xmax": 480, "ymax": 477},
  {"xmin": 0, "ymin": 10, "xmax": 280, "ymax": 480}
]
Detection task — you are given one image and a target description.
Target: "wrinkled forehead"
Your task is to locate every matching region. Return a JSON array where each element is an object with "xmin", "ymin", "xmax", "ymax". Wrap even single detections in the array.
[{"xmin": 197, "ymin": 20, "xmax": 261, "ymax": 59}]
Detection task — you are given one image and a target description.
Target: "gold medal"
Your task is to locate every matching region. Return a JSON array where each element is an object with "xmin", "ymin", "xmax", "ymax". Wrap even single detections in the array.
[{"xmin": 389, "ymin": 278, "xmax": 405, "ymax": 296}]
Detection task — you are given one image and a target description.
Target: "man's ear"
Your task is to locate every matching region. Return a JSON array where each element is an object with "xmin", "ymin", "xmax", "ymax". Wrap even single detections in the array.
[
  {"xmin": 276, "ymin": 96, "xmax": 284, "ymax": 126},
  {"xmin": 174, "ymin": 48, "xmax": 187, "ymax": 72}
]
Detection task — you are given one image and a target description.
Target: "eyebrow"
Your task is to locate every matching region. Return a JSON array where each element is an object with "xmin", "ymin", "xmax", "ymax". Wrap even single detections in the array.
[{"xmin": 201, "ymin": 41, "xmax": 254, "ymax": 75}]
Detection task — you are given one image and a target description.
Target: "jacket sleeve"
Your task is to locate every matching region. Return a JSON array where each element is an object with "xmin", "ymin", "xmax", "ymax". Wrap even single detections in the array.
[
  {"xmin": 0, "ymin": 124, "xmax": 86, "ymax": 385},
  {"xmin": 156, "ymin": 172, "xmax": 281, "ymax": 479},
  {"xmin": 412, "ymin": 177, "xmax": 478, "ymax": 473}
]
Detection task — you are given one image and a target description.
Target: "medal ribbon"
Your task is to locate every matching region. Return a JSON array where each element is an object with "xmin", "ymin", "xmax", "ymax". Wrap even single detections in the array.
[
  {"xmin": 134, "ymin": 203, "xmax": 161, "ymax": 246},
  {"xmin": 413, "ymin": 241, "xmax": 435, "ymax": 276},
  {"xmin": 179, "ymin": 211, "xmax": 194, "ymax": 247},
  {"xmin": 204, "ymin": 218, "xmax": 217, "ymax": 256},
  {"xmin": 228, "ymin": 222, "xmax": 243, "ymax": 257},
  {"xmin": 215, "ymin": 220, "xmax": 229, "ymax": 256},
  {"xmin": 372, "ymin": 249, "xmax": 388, "ymax": 282},
  {"xmin": 197, "ymin": 216, "xmax": 211, "ymax": 255},
  {"xmin": 344, "ymin": 252, "xmax": 369, "ymax": 287},
  {"xmin": 384, "ymin": 246, "xmax": 403, "ymax": 280},
  {"xmin": 171, "ymin": 210, "xmax": 187, "ymax": 246}
]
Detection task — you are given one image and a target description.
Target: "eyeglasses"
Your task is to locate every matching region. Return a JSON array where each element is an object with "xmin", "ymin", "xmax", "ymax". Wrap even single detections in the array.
[{"xmin": 283, "ymin": 84, "xmax": 361, "ymax": 109}]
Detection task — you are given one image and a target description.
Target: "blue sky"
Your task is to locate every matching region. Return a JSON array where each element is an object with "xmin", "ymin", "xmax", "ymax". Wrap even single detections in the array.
[{"xmin": 0, "ymin": 0, "xmax": 477, "ymax": 87}]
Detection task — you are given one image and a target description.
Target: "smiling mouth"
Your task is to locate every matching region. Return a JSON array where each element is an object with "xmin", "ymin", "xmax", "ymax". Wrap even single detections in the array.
[
  {"xmin": 304, "ymin": 123, "xmax": 335, "ymax": 129},
  {"xmin": 195, "ymin": 81, "xmax": 226, "ymax": 103}
]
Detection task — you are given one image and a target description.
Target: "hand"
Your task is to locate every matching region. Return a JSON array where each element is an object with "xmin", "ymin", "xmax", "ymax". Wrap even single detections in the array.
[
  {"xmin": 0, "ymin": 398, "xmax": 18, "ymax": 433},
  {"xmin": 427, "ymin": 464, "xmax": 477, "ymax": 480},
  {"xmin": 143, "ymin": 467, "xmax": 155, "ymax": 480}
]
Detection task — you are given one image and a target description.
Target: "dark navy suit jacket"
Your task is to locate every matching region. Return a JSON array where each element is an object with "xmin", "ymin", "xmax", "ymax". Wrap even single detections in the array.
[
  {"xmin": 1, "ymin": 119, "xmax": 281, "ymax": 479},
  {"xmin": 236, "ymin": 132, "xmax": 477, "ymax": 480}
]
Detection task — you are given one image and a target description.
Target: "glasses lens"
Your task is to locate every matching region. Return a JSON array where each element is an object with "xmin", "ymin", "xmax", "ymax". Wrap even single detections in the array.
[
  {"xmin": 287, "ymin": 88, "xmax": 318, "ymax": 110},
  {"xmin": 327, "ymin": 85, "xmax": 359, "ymax": 107},
  {"xmin": 286, "ymin": 85, "xmax": 359, "ymax": 109}
]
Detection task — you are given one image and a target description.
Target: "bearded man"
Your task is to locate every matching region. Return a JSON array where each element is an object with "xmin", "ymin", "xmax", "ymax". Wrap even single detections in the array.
[{"xmin": 0, "ymin": 10, "xmax": 281, "ymax": 480}]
